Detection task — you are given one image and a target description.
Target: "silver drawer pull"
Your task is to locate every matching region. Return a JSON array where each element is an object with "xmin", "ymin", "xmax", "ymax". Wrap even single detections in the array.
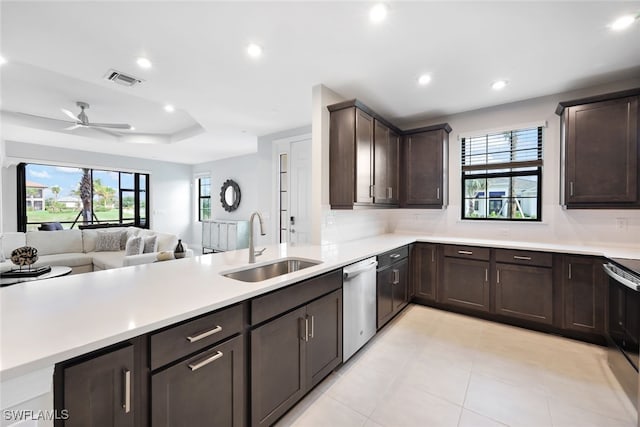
[
  {"xmin": 390, "ymin": 253, "xmax": 401, "ymax": 259},
  {"xmin": 188, "ymin": 351, "xmax": 223, "ymax": 371},
  {"xmin": 458, "ymin": 250, "xmax": 473, "ymax": 255},
  {"xmin": 513, "ymin": 256, "xmax": 532, "ymax": 261},
  {"xmin": 122, "ymin": 369, "xmax": 131, "ymax": 413},
  {"xmin": 187, "ymin": 325, "xmax": 222, "ymax": 343}
]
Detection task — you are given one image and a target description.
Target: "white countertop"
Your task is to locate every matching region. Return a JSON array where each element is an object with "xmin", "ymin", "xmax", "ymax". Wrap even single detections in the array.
[{"xmin": 1, "ymin": 233, "xmax": 638, "ymax": 381}]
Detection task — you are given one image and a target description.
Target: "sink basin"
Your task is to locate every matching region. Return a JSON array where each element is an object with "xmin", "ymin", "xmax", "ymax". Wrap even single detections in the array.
[{"xmin": 222, "ymin": 257, "xmax": 322, "ymax": 282}]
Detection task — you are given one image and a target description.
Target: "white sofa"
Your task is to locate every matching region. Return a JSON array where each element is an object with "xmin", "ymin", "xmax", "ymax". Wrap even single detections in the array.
[{"xmin": 1, "ymin": 227, "xmax": 192, "ymax": 274}]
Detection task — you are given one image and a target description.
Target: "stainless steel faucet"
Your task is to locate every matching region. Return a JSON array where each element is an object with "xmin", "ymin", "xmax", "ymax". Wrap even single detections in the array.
[{"xmin": 248, "ymin": 211, "xmax": 266, "ymax": 263}]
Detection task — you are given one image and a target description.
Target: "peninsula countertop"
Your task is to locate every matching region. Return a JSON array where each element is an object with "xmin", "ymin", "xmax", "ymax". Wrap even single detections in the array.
[{"xmin": 1, "ymin": 233, "xmax": 638, "ymax": 380}]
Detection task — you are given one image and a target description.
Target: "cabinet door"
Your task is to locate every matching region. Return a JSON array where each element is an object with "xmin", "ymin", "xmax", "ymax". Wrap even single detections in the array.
[
  {"xmin": 441, "ymin": 257, "xmax": 490, "ymax": 312},
  {"xmin": 306, "ymin": 290, "xmax": 343, "ymax": 388},
  {"xmin": 227, "ymin": 223, "xmax": 237, "ymax": 250},
  {"xmin": 412, "ymin": 244, "xmax": 437, "ymax": 302},
  {"xmin": 566, "ymin": 96, "xmax": 638, "ymax": 204},
  {"xmin": 63, "ymin": 345, "xmax": 135, "ymax": 427},
  {"xmin": 563, "ymin": 256, "xmax": 605, "ymax": 334},
  {"xmin": 211, "ymin": 223, "xmax": 220, "ymax": 251},
  {"xmin": 219, "ymin": 223, "xmax": 229, "ymax": 251},
  {"xmin": 404, "ymin": 130, "xmax": 444, "ymax": 206},
  {"xmin": 377, "ymin": 268, "xmax": 395, "ymax": 328},
  {"xmin": 251, "ymin": 307, "xmax": 306, "ymax": 426},
  {"xmin": 202, "ymin": 222, "xmax": 211, "ymax": 250},
  {"xmin": 355, "ymin": 109, "xmax": 374, "ymax": 204},
  {"xmin": 495, "ymin": 263, "xmax": 553, "ymax": 325},
  {"xmin": 374, "ymin": 121, "xmax": 399, "ymax": 205},
  {"xmin": 392, "ymin": 258, "xmax": 409, "ymax": 312},
  {"xmin": 151, "ymin": 336, "xmax": 244, "ymax": 427}
]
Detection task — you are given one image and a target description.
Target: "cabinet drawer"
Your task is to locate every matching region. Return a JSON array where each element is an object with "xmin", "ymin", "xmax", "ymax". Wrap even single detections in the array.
[
  {"xmin": 378, "ymin": 246, "xmax": 409, "ymax": 269},
  {"xmin": 443, "ymin": 245, "xmax": 490, "ymax": 261},
  {"xmin": 495, "ymin": 249, "xmax": 552, "ymax": 267},
  {"xmin": 151, "ymin": 304, "xmax": 243, "ymax": 370},
  {"xmin": 251, "ymin": 269, "xmax": 342, "ymax": 325}
]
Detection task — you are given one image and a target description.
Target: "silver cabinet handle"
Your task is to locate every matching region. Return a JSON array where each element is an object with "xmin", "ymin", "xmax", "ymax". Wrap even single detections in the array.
[
  {"xmin": 300, "ymin": 317, "xmax": 309, "ymax": 342},
  {"xmin": 485, "ymin": 269, "xmax": 488, "ymax": 282},
  {"xmin": 388, "ymin": 187, "xmax": 393, "ymax": 199},
  {"xmin": 392, "ymin": 269, "xmax": 400, "ymax": 285},
  {"xmin": 309, "ymin": 315, "xmax": 314, "ymax": 339},
  {"xmin": 123, "ymin": 369, "xmax": 131, "ymax": 413},
  {"xmin": 436, "ymin": 187, "xmax": 440, "ymax": 200},
  {"xmin": 431, "ymin": 248, "xmax": 435, "ymax": 263},
  {"xmin": 390, "ymin": 253, "xmax": 401, "ymax": 259},
  {"xmin": 568, "ymin": 263, "xmax": 572, "ymax": 280},
  {"xmin": 497, "ymin": 269, "xmax": 500, "ymax": 284},
  {"xmin": 458, "ymin": 250, "xmax": 473, "ymax": 255},
  {"xmin": 188, "ymin": 351, "xmax": 223, "ymax": 371},
  {"xmin": 187, "ymin": 325, "xmax": 222, "ymax": 343},
  {"xmin": 513, "ymin": 256, "xmax": 532, "ymax": 261},
  {"xmin": 569, "ymin": 182, "xmax": 574, "ymax": 197}
]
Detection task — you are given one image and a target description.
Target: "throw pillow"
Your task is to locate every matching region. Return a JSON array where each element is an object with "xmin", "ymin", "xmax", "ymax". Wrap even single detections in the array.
[
  {"xmin": 95, "ymin": 230, "xmax": 123, "ymax": 252},
  {"xmin": 143, "ymin": 235, "xmax": 158, "ymax": 254},
  {"xmin": 124, "ymin": 236, "xmax": 144, "ymax": 256},
  {"xmin": 156, "ymin": 251, "xmax": 173, "ymax": 262},
  {"xmin": 120, "ymin": 227, "xmax": 139, "ymax": 250}
]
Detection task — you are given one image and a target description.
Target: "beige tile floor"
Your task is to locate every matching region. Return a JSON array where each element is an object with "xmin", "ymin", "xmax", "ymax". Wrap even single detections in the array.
[{"xmin": 276, "ymin": 304, "xmax": 637, "ymax": 427}]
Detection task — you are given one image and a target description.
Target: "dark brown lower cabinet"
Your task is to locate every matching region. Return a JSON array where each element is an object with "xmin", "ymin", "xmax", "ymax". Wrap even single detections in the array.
[
  {"xmin": 562, "ymin": 255, "xmax": 605, "ymax": 334},
  {"xmin": 411, "ymin": 243, "xmax": 437, "ymax": 302},
  {"xmin": 251, "ymin": 290, "xmax": 342, "ymax": 426},
  {"xmin": 441, "ymin": 257, "xmax": 490, "ymax": 313},
  {"xmin": 151, "ymin": 335, "xmax": 244, "ymax": 427},
  {"xmin": 495, "ymin": 263, "xmax": 553, "ymax": 325},
  {"xmin": 377, "ymin": 258, "xmax": 409, "ymax": 328},
  {"xmin": 60, "ymin": 344, "xmax": 136, "ymax": 427}
]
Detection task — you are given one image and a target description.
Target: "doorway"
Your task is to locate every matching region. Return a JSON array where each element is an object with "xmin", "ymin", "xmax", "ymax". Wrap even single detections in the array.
[{"xmin": 274, "ymin": 135, "xmax": 311, "ymax": 244}]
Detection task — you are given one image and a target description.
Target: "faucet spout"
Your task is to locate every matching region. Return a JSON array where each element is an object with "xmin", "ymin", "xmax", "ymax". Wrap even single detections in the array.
[{"xmin": 249, "ymin": 211, "xmax": 266, "ymax": 263}]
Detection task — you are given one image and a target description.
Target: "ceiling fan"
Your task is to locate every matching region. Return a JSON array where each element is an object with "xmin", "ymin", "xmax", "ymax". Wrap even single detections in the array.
[{"xmin": 61, "ymin": 101, "xmax": 133, "ymax": 134}]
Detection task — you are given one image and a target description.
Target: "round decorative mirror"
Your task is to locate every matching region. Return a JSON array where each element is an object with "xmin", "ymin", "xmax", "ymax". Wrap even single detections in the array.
[{"xmin": 220, "ymin": 179, "xmax": 241, "ymax": 212}]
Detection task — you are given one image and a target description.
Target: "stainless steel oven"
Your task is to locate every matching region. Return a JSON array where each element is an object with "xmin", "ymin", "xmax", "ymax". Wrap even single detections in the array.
[{"xmin": 604, "ymin": 259, "xmax": 640, "ymax": 415}]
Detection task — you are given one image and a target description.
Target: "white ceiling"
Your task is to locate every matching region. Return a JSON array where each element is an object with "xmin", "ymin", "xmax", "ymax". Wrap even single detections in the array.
[{"xmin": 1, "ymin": 1, "xmax": 639, "ymax": 164}]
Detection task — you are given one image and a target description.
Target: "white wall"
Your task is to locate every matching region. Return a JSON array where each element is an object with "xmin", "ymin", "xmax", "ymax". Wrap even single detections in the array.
[
  {"xmin": 191, "ymin": 126, "xmax": 311, "ymax": 250},
  {"xmin": 1, "ymin": 141, "xmax": 193, "ymax": 243},
  {"xmin": 389, "ymin": 78, "xmax": 640, "ymax": 248}
]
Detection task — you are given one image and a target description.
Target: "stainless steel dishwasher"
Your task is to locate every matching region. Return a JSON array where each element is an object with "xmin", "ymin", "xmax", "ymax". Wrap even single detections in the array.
[{"xmin": 342, "ymin": 257, "xmax": 378, "ymax": 362}]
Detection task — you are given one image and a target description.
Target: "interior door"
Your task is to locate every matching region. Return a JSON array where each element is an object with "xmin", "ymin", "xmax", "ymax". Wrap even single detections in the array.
[{"xmin": 289, "ymin": 139, "xmax": 312, "ymax": 244}]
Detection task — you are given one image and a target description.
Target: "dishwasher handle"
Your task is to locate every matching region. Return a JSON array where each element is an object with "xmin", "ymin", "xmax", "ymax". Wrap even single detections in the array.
[{"xmin": 343, "ymin": 260, "xmax": 378, "ymax": 280}]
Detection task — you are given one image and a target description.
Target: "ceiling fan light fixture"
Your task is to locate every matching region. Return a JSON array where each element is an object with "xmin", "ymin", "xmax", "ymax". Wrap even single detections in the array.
[
  {"xmin": 136, "ymin": 57, "xmax": 152, "ymax": 69},
  {"xmin": 610, "ymin": 14, "xmax": 636, "ymax": 31},
  {"xmin": 418, "ymin": 74, "xmax": 432, "ymax": 86},
  {"xmin": 164, "ymin": 104, "xmax": 175, "ymax": 113}
]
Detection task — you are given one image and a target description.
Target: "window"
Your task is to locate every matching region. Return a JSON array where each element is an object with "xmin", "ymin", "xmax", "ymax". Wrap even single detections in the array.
[
  {"xmin": 461, "ymin": 126, "xmax": 543, "ymax": 221},
  {"xmin": 17, "ymin": 163, "xmax": 150, "ymax": 231},
  {"xmin": 198, "ymin": 176, "xmax": 211, "ymax": 221}
]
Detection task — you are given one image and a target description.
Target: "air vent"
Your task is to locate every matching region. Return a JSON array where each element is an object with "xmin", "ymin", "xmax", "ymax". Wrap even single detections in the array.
[{"xmin": 103, "ymin": 69, "xmax": 143, "ymax": 87}]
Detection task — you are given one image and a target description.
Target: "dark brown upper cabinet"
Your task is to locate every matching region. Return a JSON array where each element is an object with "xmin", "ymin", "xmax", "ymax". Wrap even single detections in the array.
[
  {"xmin": 401, "ymin": 125, "xmax": 451, "ymax": 208},
  {"xmin": 328, "ymin": 99, "xmax": 450, "ymax": 210},
  {"xmin": 557, "ymin": 88, "xmax": 640, "ymax": 208}
]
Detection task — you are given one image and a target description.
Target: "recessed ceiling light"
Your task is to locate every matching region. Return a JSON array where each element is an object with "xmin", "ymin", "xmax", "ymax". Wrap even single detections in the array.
[
  {"xmin": 164, "ymin": 104, "xmax": 175, "ymax": 113},
  {"xmin": 418, "ymin": 74, "xmax": 432, "ymax": 86},
  {"xmin": 491, "ymin": 80, "xmax": 508, "ymax": 90},
  {"xmin": 136, "ymin": 57, "xmax": 152, "ymax": 69},
  {"xmin": 369, "ymin": 3, "xmax": 388, "ymax": 23},
  {"xmin": 610, "ymin": 14, "xmax": 636, "ymax": 31},
  {"xmin": 130, "ymin": 126, "xmax": 136, "ymax": 131},
  {"xmin": 247, "ymin": 43, "xmax": 263, "ymax": 58},
  {"xmin": 0, "ymin": 55, "xmax": 6, "ymax": 66}
]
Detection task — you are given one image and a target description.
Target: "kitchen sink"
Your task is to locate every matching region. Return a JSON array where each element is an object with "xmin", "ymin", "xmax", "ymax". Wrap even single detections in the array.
[{"xmin": 222, "ymin": 257, "xmax": 322, "ymax": 282}]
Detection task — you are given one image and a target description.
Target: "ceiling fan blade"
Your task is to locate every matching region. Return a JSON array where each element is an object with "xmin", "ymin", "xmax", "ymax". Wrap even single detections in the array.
[
  {"xmin": 61, "ymin": 108, "xmax": 79, "ymax": 122},
  {"xmin": 64, "ymin": 124, "xmax": 83, "ymax": 131},
  {"xmin": 88, "ymin": 122, "xmax": 132, "ymax": 130}
]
